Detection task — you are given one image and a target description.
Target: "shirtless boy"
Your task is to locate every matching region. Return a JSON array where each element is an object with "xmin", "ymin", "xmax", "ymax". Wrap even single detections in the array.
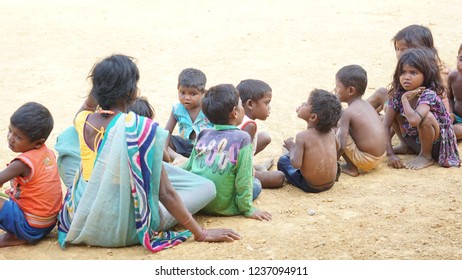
[
  {"xmin": 447, "ymin": 43, "xmax": 462, "ymax": 140},
  {"xmin": 277, "ymin": 89, "xmax": 342, "ymax": 193},
  {"xmin": 335, "ymin": 65, "xmax": 386, "ymax": 176}
]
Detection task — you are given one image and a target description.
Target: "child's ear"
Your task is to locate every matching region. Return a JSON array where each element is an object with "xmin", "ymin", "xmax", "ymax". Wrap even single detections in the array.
[
  {"xmin": 245, "ymin": 99, "xmax": 253, "ymax": 110},
  {"xmin": 309, "ymin": 113, "xmax": 318, "ymax": 123},
  {"xmin": 229, "ymin": 106, "xmax": 238, "ymax": 120},
  {"xmin": 33, "ymin": 139, "xmax": 45, "ymax": 149},
  {"xmin": 348, "ymin": 86, "xmax": 356, "ymax": 95}
]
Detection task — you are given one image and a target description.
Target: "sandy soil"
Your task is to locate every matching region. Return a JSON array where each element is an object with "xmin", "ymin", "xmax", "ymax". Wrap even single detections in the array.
[{"xmin": 1, "ymin": 0, "xmax": 461, "ymax": 260}]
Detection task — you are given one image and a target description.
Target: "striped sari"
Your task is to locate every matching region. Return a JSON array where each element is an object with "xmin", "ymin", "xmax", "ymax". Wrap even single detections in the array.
[{"xmin": 57, "ymin": 112, "xmax": 191, "ymax": 252}]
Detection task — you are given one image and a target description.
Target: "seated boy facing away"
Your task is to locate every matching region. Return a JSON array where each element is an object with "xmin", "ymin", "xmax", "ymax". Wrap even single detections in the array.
[
  {"xmin": 182, "ymin": 84, "xmax": 271, "ymax": 221},
  {"xmin": 164, "ymin": 68, "xmax": 213, "ymax": 165},
  {"xmin": 0, "ymin": 102, "xmax": 63, "ymax": 247},
  {"xmin": 447, "ymin": 43, "xmax": 462, "ymax": 140},
  {"xmin": 236, "ymin": 79, "xmax": 285, "ymax": 189},
  {"xmin": 335, "ymin": 65, "xmax": 386, "ymax": 176},
  {"xmin": 277, "ymin": 89, "xmax": 342, "ymax": 193}
]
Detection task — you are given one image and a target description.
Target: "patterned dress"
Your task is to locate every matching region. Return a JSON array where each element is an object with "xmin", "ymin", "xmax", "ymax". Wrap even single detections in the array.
[{"xmin": 390, "ymin": 89, "xmax": 460, "ymax": 167}]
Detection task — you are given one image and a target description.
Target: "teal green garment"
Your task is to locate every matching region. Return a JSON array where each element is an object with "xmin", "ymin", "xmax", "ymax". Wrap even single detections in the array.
[
  {"xmin": 58, "ymin": 113, "xmax": 168, "ymax": 248},
  {"xmin": 183, "ymin": 124, "xmax": 256, "ymax": 216}
]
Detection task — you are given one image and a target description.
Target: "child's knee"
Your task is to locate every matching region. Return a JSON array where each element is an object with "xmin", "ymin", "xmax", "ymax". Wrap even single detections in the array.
[{"xmin": 258, "ymin": 131, "xmax": 271, "ymax": 146}]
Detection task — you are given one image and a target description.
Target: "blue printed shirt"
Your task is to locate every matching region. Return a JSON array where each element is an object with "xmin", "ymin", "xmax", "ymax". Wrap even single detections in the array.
[{"xmin": 172, "ymin": 103, "xmax": 212, "ymax": 143}]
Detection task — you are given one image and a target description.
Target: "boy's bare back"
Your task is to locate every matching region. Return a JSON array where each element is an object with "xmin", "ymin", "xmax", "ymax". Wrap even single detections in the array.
[
  {"xmin": 341, "ymin": 99, "xmax": 386, "ymax": 157},
  {"xmin": 297, "ymin": 128, "xmax": 339, "ymax": 186}
]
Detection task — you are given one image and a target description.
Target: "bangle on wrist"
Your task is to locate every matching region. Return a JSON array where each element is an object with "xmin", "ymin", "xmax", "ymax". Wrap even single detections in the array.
[
  {"xmin": 195, "ymin": 228, "xmax": 208, "ymax": 241},
  {"xmin": 181, "ymin": 214, "xmax": 193, "ymax": 226}
]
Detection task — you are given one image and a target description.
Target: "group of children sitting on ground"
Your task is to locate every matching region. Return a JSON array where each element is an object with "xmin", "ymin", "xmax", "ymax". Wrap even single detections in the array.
[{"xmin": 0, "ymin": 24, "xmax": 461, "ymax": 251}]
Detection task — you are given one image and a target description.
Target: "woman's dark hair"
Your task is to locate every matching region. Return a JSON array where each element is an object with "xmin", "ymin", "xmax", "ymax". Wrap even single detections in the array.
[{"xmin": 88, "ymin": 54, "xmax": 139, "ymax": 110}]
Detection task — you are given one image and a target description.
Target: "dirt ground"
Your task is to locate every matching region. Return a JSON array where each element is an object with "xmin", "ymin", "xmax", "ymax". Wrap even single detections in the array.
[{"xmin": 1, "ymin": 0, "xmax": 462, "ymax": 260}]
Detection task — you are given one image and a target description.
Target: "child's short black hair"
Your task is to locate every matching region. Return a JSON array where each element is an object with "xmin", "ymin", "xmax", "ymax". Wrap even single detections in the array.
[
  {"xmin": 129, "ymin": 96, "xmax": 155, "ymax": 119},
  {"xmin": 202, "ymin": 84, "xmax": 239, "ymax": 125},
  {"xmin": 10, "ymin": 102, "xmax": 54, "ymax": 141},
  {"xmin": 336, "ymin": 65, "xmax": 368, "ymax": 96},
  {"xmin": 236, "ymin": 79, "xmax": 271, "ymax": 103},
  {"xmin": 177, "ymin": 68, "xmax": 207, "ymax": 93},
  {"xmin": 89, "ymin": 54, "xmax": 140, "ymax": 110},
  {"xmin": 309, "ymin": 89, "xmax": 342, "ymax": 133}
]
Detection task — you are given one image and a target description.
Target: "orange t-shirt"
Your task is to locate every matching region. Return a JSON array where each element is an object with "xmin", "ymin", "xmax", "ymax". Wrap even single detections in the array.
[{"xmin": 9, "ymin": 144, "xmax": 63, "ymax": 228}]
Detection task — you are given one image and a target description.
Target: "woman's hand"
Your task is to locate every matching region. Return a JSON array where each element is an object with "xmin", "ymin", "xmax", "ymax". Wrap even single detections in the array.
[
  {"xmin": 197, "ymin": 228, "xmax": 241, "ymax": 242},
  {"xmin": 402, "ymin": 87, "xmax": 425, "ymax": 101}
]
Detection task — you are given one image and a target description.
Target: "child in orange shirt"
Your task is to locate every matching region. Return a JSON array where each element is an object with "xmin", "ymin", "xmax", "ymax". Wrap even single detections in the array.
[{"xmin": 0, "ymin": 102, "xmax": 63, "ymax": 247}]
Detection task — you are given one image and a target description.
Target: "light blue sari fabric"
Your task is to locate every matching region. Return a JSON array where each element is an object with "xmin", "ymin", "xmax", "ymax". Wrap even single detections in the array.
[{"xmin": 57, "ymin": 112, "xmax": 197, "ymax": 252}]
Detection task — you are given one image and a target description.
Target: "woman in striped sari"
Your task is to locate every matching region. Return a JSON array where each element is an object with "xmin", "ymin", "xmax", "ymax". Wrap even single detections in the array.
[{"xmin": 56, "ymin": 55, "xmax": 240, "ymax": 252}]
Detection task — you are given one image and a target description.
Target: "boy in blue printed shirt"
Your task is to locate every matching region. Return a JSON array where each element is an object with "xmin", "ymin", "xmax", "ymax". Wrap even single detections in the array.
[
  {"xmin": 183, "ymin": 84, "xmax": 271, "ymax": 221},
  {"xmin": 164, "ymin": 68, "xmax": 213, "ymax": 164}
]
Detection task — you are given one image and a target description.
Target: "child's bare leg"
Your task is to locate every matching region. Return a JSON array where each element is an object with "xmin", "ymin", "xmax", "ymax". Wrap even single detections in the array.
[
  {"xmin": 340, "ymin": 154, "xmax": 359, "ymax": 177},
  {"xmin": 255, "ymin": 169, "xmax": 285, "ymax": 188},
  {"xmin": 453, "ymin": 123, "xmax": 462, "ymax": 140},
  {"xmin": 255, "ymin": 131, "xmax": 271, "ymax": 155},
  {"xmin": 254, "ymin": 158, "xmax": 274, "ymax": 171},
  {"xmin": 0, "ymin": 232, "xmax": 28, "ymax": 248},
  {"xmin": 392, "ymin": 119, "xmax": 414, "ymax": 154},
  {"xmin": 405, "ymin": 114, "xmax": 439, "ymax": 170}
]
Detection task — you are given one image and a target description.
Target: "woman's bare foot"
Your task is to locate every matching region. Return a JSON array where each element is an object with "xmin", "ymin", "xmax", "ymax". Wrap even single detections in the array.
[
  {"xmin": 405, "ymin": 155, "xmax": 434, "ymax": 170},
  {"xmin": 0, "ymin": 233, "xmax": 28, "ymax": 248},
  {"xmin": 392, "ymin": 143, "xmax": 414, "ymax": 154},
  {"xmin": 341, "ymin": 163, "xmax": 359, "ymax": 177}
]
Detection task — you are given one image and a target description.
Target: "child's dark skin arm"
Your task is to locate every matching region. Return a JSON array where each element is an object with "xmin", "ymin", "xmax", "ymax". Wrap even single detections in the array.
[
  {"xmin": 0, "ymin": 160, "xmax": 30, "ymax": 187},
  {"xmin": 447, "ymin": 71, "xmax": 457, "ymax": 119},
  {"xmin": 336, "ymin": 111, "xmax": 351, "ymax": 158},
  {"xmin": 401, "ymin": 87, "xmax": 429, "ymax": 127},
  {"xmin": 383, "ymin": 103, "xmax": 405, "ymax": 169},
  {"xmin": 283, "ymin": 133, "xmax": 304, "ymax": 169},
  {"xmin": 242, "ymin": 123, "xmax": 257, "ymax": 141},
  {"xmin": 163, "ymin": 112, "xmax": 178, "ymax": 162}
]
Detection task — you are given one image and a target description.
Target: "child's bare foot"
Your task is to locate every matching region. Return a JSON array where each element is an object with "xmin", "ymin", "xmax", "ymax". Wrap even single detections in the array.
[
  {"xmin": 0, "ymin": 233, "xmax": 28, "ymax": 247},
  {"xmin": 263, "ymin": 158, "xmax": 274, "ymax": 170},
  {"xmin": 341, "ymin": 163, "xmax": 359, "ymax": 177},
  {"xmin": 392, "ymin": 143, "xmax": 414, "ymax": 154},
  {"xmin": 254, "ymin": 158, "xmax": 274, "ymax": 172},
  {"xmin": 405, "ymin": 155, "xmax": 434, "ymax": 170}
]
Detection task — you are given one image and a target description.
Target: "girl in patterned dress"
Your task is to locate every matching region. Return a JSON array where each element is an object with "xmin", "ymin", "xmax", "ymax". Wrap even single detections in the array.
[{"xmin": 384, "ymin": 48, "xmax": 460, "ymax": 170}]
